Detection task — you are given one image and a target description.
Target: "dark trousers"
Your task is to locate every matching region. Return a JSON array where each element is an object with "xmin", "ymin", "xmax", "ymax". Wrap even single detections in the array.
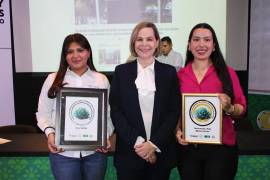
[
  {"xmin": 177, "ymin": 144, "xmax": 238, "ymax": 180},
  {"xmin": 116, "ymin": 165, "xmax": 171, "ymax": 180}
]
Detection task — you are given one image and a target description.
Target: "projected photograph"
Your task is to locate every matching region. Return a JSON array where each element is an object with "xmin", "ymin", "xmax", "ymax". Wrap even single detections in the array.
[
  {"xmin": 74, "ymin": 0, "xmax": 172, "ymax": 25},
  {"xmin": 74, "ymin": 0, "xmax": 97, "ymax": 24},
  {"xmin": 98, "ymin": 48, "xmax": 121, "ymax": 65}
]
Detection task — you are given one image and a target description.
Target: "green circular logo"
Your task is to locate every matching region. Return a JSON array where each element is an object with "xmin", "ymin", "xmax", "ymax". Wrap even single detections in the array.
[
  {"xmin": 69, "ymin": 100, "xmax": 94, "ymax": 125},
  {"xmin": 190, "ymin": 100, "xmax": 216, "ymax": 126}
]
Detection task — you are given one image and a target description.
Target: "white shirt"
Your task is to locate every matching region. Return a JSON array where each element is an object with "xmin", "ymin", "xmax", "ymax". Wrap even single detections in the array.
[
  {"xmin": 134, "ymin": 61, "xmax": 160, "ymax": 152},
  {"xmin": 135, "ymin": 61, "xmax": 155, "ymax": 140},
  {"xmin": 36, "ymin": 68, "xmax": 114, "ymax": 158},
  {"xmin": 157, "ymin": 49, "xmax": 184, "ymax": 71}
]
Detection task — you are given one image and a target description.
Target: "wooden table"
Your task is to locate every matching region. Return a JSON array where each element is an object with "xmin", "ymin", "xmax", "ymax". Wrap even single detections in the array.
[{"xmin": 0, "ymin": 133, "xmax": 48, "ymax": 156}]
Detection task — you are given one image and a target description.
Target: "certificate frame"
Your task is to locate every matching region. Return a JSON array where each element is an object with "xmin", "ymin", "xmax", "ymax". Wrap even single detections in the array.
[
  {"xmin": 55, "ymin": 87, "xmax": 107, "ymax": 150},
  {"xmin": 182, "ymin": 93, "xmax": 222, "ymax": 144}
]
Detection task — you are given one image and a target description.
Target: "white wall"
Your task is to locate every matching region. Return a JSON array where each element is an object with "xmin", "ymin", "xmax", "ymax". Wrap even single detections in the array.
[
  {"xmin": 0, "ymin": 0, "xmax": 15, "ymax": 126},
  {"xmin": 249, "ymin": 0, "xmax": 270, "ymax": 94},
  {"xmin": 227, "ymin": 0, "xmax": 249, "ymax": 70}
]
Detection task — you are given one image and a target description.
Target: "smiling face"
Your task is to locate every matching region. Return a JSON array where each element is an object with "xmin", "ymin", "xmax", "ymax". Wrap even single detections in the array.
[
  {"xmin": 134, "ymin": 27, "xmax": 159, "ymax": 62},
  {"xmin": 66, "ymin": 42, "xmax": 90, "ymax": 75},
  {"xmin": 189, "ymin": 28, "xmax": 215, "ymax": 62}
]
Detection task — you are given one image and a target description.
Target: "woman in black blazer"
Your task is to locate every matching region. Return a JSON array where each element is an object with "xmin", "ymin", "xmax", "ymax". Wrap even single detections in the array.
[{"xmin": 109, "ymin": 21, "xmax": 180, "ymax": 180}]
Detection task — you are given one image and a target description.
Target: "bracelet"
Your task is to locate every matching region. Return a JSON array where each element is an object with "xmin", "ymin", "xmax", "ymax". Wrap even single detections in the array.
[
  {"xmin": 44, "ymin": 126, "xmax": 55, "ymax": 134},
  {"xmin": 225, "ymin": 105, "xmax": 235, "ymax": 116}
]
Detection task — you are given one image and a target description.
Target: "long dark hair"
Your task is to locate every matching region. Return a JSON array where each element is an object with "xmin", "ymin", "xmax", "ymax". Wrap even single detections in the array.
[
  {"xmin": 185, "ymin": 23, "xmax": 234, "ymax": 100},
  {"xmin": 48, "ymin": 33, "xmax": 96, "ymax": 98}
]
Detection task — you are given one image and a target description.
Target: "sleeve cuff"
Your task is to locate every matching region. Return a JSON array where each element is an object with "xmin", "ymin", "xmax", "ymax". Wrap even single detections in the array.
[
  {"xmin": 148, "ymin": 140, "xmax": 161, "ymax": 153},
  {"xmin": 107, "ymin": 119, "xmax": 115, "ymax": 138},
  {"xmin": 44, "ymin": 127, "xmax": 55, "ymax": 137},
  {"xmin": 134, "ymin": 136, "xmax": 145, "ymax": 148}
]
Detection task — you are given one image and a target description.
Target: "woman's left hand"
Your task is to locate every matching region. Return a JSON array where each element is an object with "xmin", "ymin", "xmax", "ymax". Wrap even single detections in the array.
[
  {"xmin": 96, "ymin": 139, "xmax": 111, "ymax": 153},
  {"xmin": 218, "ymin": 93, "xmax": 232, "ymax": 112},
  {"xmin": 176, "ymin": 128, "xmax": 188, "ymax": 145},
  {"xmin": 134, "ymin": 141, "xmax": 156, "ymax": 160}
]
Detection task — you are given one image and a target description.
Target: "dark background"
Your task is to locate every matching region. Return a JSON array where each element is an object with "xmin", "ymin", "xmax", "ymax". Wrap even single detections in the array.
[{"xmin": 14, "ymin": 71, "xmax": 250, "ymax": 130}]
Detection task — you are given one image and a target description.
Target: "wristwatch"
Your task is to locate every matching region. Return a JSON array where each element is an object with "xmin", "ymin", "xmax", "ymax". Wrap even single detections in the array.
[{"xmin": 225, "ymin": 104, "xmax": 235, "ymax": 116}]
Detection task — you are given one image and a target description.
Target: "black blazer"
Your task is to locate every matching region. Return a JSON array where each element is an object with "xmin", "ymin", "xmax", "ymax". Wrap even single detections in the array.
[{"xmin": 109, "ymin": 60, "xmax": 180, "ymax": 170}]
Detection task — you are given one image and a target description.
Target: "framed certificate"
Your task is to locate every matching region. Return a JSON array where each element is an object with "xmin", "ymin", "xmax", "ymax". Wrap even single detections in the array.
[
  {"xmin": 182, "ymin": 93, "xmax": 222, "ymax": 144},
  {"xmin": 55, "ymin": 87, "xmax": 107, "ymax": 150}
]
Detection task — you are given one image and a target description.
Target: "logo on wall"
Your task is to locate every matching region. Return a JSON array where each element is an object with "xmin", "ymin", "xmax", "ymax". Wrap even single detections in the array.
[
  {"xmin": 257, "ymin": 110, "xmax": 270, "ymax": 130},
  {"xmin": 0, "ymin": 0, "xmax": 5, "ymax": 24},
  {"xmin": 189, "ymin": 100, "xmax": 216, "ymax": 126}
]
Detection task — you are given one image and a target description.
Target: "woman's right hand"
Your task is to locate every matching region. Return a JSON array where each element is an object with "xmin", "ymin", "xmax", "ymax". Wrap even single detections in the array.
[
  {"xmin": 47, "ymin": 133, "xmax": 63, "ymax": 153},
  {"xmin": 176, "ymin": 128, "xmax": 189, "ymax": 145}
]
